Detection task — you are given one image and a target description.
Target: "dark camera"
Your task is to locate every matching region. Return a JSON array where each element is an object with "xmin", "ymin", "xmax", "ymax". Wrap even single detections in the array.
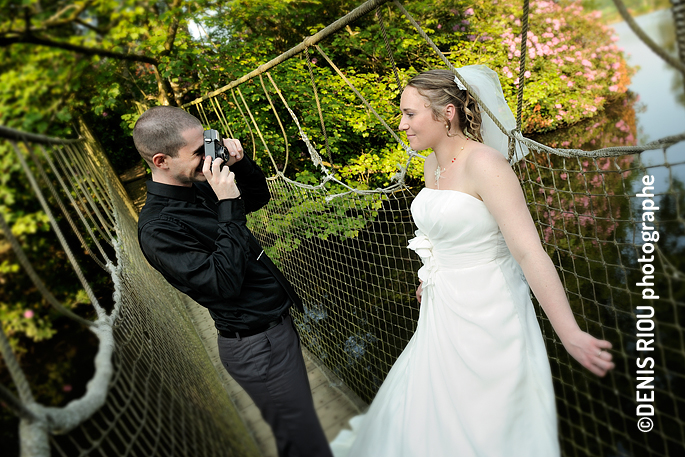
[{"xmin": 203, "ymin": 129, "xmax": 229, "ymax": 165}]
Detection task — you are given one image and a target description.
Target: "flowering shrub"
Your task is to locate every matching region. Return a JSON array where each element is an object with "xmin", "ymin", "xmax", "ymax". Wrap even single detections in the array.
[
  {"xmin": 424, "ymin": 0, "xmax": 633, "ymax": 133},
  {"xmin": 520, "ymin": 92, "xmax": 639, "ymax": 258}
]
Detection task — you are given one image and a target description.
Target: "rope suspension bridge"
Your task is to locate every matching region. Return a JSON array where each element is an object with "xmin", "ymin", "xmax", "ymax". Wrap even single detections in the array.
[{"xmin": 1, "ymin": 1, "xmax": 684, "ymax": 456}]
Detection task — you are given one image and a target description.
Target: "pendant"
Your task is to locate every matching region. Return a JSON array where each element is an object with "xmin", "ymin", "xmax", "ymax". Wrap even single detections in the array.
[{"xmin": 434, "ymin": 166, "xmax": 444, "ymax": 184}]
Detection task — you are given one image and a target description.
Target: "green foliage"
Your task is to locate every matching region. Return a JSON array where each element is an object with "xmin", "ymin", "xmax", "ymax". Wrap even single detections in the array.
[
  {"xmin": 0, "ymin": 0, "xmax": 637, "ymax": 387},
  {"xmin": 585, "ymin": 0, "xmax": 672, "ymax": 23},
  {"xmin": 1, "ymin": 0, "xmax": 634, "ymax": 183},
  {"xmin": 188, "ymin": 1, "xmax": 632, "ymax": 192}
]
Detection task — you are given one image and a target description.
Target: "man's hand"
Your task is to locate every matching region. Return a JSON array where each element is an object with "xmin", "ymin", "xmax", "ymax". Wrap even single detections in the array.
[
  {"xmin": 202, "ymin": 156, "xmax": 241, "ymax": 200},
  {"xmin": 222, "ymin": 138, "xmax": 244, "ymax": 167}
]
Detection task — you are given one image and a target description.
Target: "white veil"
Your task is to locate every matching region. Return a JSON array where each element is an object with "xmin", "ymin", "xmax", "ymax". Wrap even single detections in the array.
[{"xmin": 454, "ymin": 65, "xmax": 529, "ymax": 162}]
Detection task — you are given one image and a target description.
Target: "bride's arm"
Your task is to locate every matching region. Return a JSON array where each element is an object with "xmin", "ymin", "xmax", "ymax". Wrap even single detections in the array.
[{"xmin": 467, "ymin": 147, "xmax": 615, "ymax": 377}]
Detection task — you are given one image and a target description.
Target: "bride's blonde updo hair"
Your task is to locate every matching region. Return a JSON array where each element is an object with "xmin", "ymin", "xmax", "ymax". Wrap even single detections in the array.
[{"xmin": 406, "ymin": 69, "xmax": 483, "ymax": 143}]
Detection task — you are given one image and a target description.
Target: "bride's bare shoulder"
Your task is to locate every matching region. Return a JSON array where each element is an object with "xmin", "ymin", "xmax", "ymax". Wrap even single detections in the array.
[{"xmin": 464, "ymin": 143, "xmax": 510, "ymax": 172}]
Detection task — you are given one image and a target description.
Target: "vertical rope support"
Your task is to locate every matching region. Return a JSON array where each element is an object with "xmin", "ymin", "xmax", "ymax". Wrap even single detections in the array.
[
  {"xmin": 376, "ymin": 5, "xmax": 403, "ymax": 92},
  {"xmin": 38, "ymin": 144, "xmax": 111, "ymax": 267},
  {"xmin": 50, "ymin": 148, "xmax": 114, "ymax": 246},
  {"xmin": 196, "ymin": 101, "xmax": 211, "ymax": 127},
  {"xmin": 10, "ymin": 141, "xmax": 106, "ymax": 321},
  {"xmin": 259, "ymin": 73, "xmax": 290, "ymax": 174},
  {"xmin": 672, "ymin": 0, "xmax": 685, "ymax": 77},
  {"xmin": 230, "ymin": 88, "xmax": 258, "ymax": 159},
  {"xmin": 304, "ymin": 46, "xmax": 335, "ymax": 168},
  {"xmin": 29, "ymin": 144, "xmax": 109, "ymax": 270},
  {"xmin": 516, "ymin": 0, "xmax": 530, "ymax": 132},
  {"xmin": 235, "ymin": 86, "xmax": 281, "ymax": 172},
  {"xmin": 209, "ymin": 96, "xmax": 235, "ymax": 139},
  {"xmin": 611, "ymin": 0, "xmax": 685, "ymax": 76},
  {"xmin": 62, "ymin": 144, "xmax": 116, "ymax": 233}
]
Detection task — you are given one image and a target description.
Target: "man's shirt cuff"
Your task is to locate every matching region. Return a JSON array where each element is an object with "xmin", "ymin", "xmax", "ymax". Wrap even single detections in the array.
[{"xmin": 217, "ymin": 198, "xmax": 247, "ymax": 223}]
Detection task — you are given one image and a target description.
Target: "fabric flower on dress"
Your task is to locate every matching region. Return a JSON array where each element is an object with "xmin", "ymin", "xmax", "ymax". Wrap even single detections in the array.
[{"xmin": 407, "ymin": 230, "xmax": 438, "ymax": 290}]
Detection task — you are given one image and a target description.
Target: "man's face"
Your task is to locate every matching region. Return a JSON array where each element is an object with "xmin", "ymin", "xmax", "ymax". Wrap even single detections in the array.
[{"xmin": 164, "ymin": 127, "xmax": 206, "ymax": 186}]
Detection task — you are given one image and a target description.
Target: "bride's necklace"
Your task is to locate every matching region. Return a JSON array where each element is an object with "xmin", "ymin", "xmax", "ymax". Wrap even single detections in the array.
[{"xmin": 435, "ymin": 136, "xmax": 468, "ymax": 187}]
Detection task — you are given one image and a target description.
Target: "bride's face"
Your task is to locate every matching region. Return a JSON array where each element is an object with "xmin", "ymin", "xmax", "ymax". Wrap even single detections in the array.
[{"xmin": 399, "ymin": 86, "xmax": 445, "ymax": 151}]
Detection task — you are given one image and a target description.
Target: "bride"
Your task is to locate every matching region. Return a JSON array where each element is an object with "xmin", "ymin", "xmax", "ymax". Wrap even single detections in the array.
[{"xmin": 330, "ymin": 66, "xmax": 615, "ymax": 456}]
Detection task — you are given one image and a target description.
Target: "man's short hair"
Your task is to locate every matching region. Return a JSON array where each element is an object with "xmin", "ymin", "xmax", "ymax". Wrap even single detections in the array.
[{"xmin": 132, "ymin": 106, "xmax": 203, "ymax": 165}]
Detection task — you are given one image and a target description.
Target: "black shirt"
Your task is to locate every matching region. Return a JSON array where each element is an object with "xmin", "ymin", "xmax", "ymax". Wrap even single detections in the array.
[{"xmin": 137, "ymin": 155, "xmax": 300, "ymax": 333}]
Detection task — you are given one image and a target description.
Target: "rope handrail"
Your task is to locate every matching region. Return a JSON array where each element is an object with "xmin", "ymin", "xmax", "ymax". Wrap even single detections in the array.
[
  {"xmin": 611, "ymin": 0, "xmax": 685, "ymax": 75},
  {"xmin": 0, "ymin": 125, "xmax": 82, "ymax": 144}
]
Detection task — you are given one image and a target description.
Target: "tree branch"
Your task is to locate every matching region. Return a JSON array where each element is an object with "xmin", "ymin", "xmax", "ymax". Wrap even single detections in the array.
[
  {"xmin": 73, "ymin": 18, "xmax": 109, "ymax": 35},
  {"xmin": 42, "ymin": 1, "xmax": 94, "ymax": 29},
  {"xmin": 0, "ymin": 34, "xmax": 159, "ymax": 65},
  {"xmin": 160, "ymin": 0, "xmax": 184, "ymax": 56}
]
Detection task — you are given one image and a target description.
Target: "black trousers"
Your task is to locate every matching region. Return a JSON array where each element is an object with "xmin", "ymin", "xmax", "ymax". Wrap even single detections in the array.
[{"xmin": 218, "ymin": 315, "xmax": 333, "ymax": 457}]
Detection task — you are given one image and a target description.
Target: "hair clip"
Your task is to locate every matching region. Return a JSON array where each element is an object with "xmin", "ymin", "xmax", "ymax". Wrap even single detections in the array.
[{"xmin": 454, "ymin": 75, "xmax": 467, "ymax": 91}]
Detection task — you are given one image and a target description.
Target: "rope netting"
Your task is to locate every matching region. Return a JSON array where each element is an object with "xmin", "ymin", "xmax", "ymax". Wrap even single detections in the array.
[
  {"xmin": 0, "ymin": 126, "xmax": 259, "ymax": 456},
  {"xmin": 0, "ymin": 0, "xmax": 683, "ymax": 456},
  {"xmin": 183, "ymin": 1, "xmax": 685, "ymax": 456}
]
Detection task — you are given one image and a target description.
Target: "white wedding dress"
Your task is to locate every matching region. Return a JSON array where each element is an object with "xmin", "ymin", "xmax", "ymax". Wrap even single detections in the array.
[{"xmin": 330, "ymin": 188, "xmax": 560, "ymax": 457}]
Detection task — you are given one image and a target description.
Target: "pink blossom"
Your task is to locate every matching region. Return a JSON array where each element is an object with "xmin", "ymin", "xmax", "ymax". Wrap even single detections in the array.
[
  {"xmin": 465, "ymin": 8, "xmax": 474, "ymax": 16},
  {"xmin": 609, "ymin": 85, "xmax": 618, "ymax": 92},
  {"xmin": 524, "ymin": 70, "xmax": 531, "ymax": 78},
  {"xmin": 567, "ymin": 81, "xmax": 574, "ymax": 87},
  {"xmin": 560, "ymin": 173, "xmax": 568, "ymax": 180},
  {"xmin": 23, "ymin": 310, "xmax": 34, "ymax": 319},
  {"xmin": 437, "ymin": 24, "xmax": 442, "ymax": 29}
]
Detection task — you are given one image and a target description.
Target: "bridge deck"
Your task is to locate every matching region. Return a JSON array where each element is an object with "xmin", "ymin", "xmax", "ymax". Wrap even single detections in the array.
[{"xmin": 186, "ymin": 300, "xmax": 367, "ymax": 456}]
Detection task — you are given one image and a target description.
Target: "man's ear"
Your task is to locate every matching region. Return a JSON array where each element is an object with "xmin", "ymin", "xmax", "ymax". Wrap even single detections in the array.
[{"xmin": 151, "ymin": 153, "xmax": 168, "ymax": 170}]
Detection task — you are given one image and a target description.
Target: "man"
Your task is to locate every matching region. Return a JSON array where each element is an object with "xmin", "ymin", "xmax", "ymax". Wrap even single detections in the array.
[{"xmin": 133, "ymin": 106, "xmax": 332, "ymax": 457}]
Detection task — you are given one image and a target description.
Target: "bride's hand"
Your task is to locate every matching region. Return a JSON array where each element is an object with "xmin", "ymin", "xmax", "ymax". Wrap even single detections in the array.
[
  {"xmin": 561, "ymin": 330, "xmax": 615, "ymax": 377},
  {"xmin": 416, "ymin": 280, "xmax": 423, "ymax": 304}
]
